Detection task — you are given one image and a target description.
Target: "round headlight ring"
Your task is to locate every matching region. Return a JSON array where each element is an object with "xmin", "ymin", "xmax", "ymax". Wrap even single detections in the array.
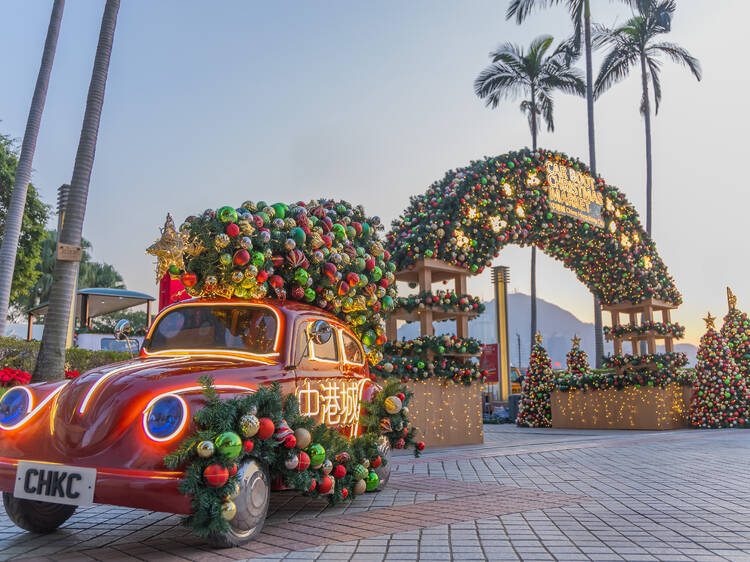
[
  {"xmin": 143, "ymin": 394, "xmax": 187, "ymax": 442},
  {"xmin": 0, "ymin": 387, "xmax": 32, "ymax": 428}
]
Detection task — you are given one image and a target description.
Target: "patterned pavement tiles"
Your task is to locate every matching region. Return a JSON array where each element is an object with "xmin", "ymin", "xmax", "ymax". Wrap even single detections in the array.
[{"xmin": 1, "ymin": 426, "xmax": 749, "ymax": 561}]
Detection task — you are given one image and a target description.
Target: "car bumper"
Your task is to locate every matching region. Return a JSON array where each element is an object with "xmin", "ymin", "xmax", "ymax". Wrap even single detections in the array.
[{"xmin": 0, "ymin": 457, "xmax": 193, "ymax": 515}]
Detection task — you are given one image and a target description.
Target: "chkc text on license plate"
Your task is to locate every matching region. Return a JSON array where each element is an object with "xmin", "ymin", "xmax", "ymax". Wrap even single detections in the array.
[{"xmin": 13, "ymin": 461, "xmax": 96, "ymax": 506}]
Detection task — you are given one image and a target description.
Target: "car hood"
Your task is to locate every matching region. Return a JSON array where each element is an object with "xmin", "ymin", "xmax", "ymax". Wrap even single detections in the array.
[{"xmin": 51, "ymin": 355, "xmax": 261, "ymax": 457}]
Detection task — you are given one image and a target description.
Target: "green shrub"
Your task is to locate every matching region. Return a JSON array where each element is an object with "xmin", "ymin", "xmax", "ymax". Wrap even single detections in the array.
[{"xmin": 0, "ymin": 337, "xmax": 130, "ymax": 377}]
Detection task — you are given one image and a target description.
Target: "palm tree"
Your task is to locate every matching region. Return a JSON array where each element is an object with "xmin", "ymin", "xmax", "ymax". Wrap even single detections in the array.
[
  {"xmin": 594, "ymin": 0, "xmax": 701, "ymax": 235},
  {"xmin": 474, "ymin": 35, "xmax": 585, "ymax": 354},
  {"xmin": 0, "ymin": 0, "xmax": 65, "ymax": 338},
  {"xmin": 507, "ymin": 0, "xmax": 608, "ymax": 368},
  {"xmin": 34, "ymin": 0, "xmax": 120, "ymax": 382}
]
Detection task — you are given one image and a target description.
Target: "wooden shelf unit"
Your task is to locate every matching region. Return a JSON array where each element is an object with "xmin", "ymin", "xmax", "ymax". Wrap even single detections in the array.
[
  {"xmin": 603, "ymin": 298, "xmax": 679, "ymax": 356},
  {"xmin": 387, "ymin": 259, "xmax": 474, "ymax": 340}
]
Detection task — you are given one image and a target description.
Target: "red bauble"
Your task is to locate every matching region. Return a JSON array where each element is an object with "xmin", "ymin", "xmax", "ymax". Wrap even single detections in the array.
[
  {"xmin": 317, "ymin": 475, "xmax": 333, "ymax": 494},
  {"xmin": 308, "ymin": 479, "xmax": 317, "ymax": 492},
  {"xmin": 225, "ymin": 223, "xmax": 240, "ymax": 237},
  {"xmin": 228, "ymin": 462, "xmax": 238, "ymax": 476},
  {"xmin": 181, "ymin": 272, "xmax": 197, "ymax": 287},
  {"xmin": 269, "ymin": 275, "xmax": 285, "ymax": 289},
  {"xmin": 256, "ymin": 417, "xmax": 275, "ymax": 440},
  {"xmin": 283, "ymin": 435, "xmax": 297, "ymax": 448},
  {"xmin": 342, "ymin": 488, "xmax": 349, "ymax": 499},
  {"xmin": 371, "ymin": 456, "xmax": 382, "ymax": 469},
  {"xmin": 291, "ymin": 286, "xmax": 305, "ymax": 300},
  {"xmin": 256, "ymin": 270, "xmax": 269, "ymax": 283},
  {"xmin": 204, "ymin": 464, "xmax": 229, "ymax": 487},
  {"xmin": 395, "ymin": 438, "xmax": 406, "ymax": 449},
  {"xmin": 243, "ymin": 439, "xmax": 254, "ymax": 452},
  {"xmin": 297, "ymin": 451, "xmax": 311, "ymax": 471},
  {"xmin": 416, "ymin": 441, "xmax": 425, "ymax": 451},
  {"xmin": 396, "ymin": 393, "xmax": 405, "ymax": 402},
  {"xmin": 233, "ymin": 249, "xmax": 250, "ymax": 266},
  {"xmin": 333, "ymin": 465, "xmax": 346, "ymax": 479}
]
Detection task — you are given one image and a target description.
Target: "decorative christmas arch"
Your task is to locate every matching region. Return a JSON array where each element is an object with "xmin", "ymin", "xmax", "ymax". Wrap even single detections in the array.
[{"xmin": 386, "ymin": 148, "xmax": 680, "ymax": 306}]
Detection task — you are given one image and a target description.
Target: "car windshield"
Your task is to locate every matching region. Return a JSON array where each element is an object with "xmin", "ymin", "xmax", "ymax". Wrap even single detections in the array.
[{"xmin": 148, "ymin": 305, "xmax": 278, "ymax": 355}]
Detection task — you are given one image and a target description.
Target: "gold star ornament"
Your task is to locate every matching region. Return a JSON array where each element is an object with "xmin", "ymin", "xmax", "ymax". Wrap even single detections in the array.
[
  {"xmin": 534, "ymin": 332, "xmax": 543, "ymax": 345},
  {"xmin": 703, "ymin": 312, "xmax": 716, "ymax": 330},
  {"xmin": 572, "ymin": 334, "xmax": 581, "ymax": 347},
  {"xmin": 146, "ymin": 214, "xmax": 185, "ymax": 284}
]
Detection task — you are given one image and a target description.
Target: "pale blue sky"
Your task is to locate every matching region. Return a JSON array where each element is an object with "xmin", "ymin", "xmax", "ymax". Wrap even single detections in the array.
[{"xmin": 0, "ymin": 1, "xmax": 744, "ymax": 345}]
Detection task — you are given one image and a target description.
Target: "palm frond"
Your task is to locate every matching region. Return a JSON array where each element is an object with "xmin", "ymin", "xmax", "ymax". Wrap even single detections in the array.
[
  {"xmin": 538, "ymin": 90, "xmax": 555, "ymax": 132},
  {"xmin": 594, "ymin": 43, "xmax": 639, "ymax": 98},
  {"xmin": 646, "ymin": 55, "xmax": 662, "ymax": 114},
  {"xmin": 648, "ymin": 41, "xmax": 702, "ymax": 81},
  {"xmin": 540, "ymin": 64, "xmax": 586, "ymax": 97},
  {"xmin": 474, "ymin": 64, "xmax": 526, "ymax": 108}
]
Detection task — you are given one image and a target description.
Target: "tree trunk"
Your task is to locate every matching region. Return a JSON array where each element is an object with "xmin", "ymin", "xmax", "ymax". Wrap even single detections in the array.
[
  {"xmin": 639, "ymin": 53, "xmax": 652, "ymax": 356},
  {"xmin": 529, "ymin": 88, "xmax": 538, "ymax": 354},
  {"xmin": 641, "ymin": 54, "xmax": 653, "ymax": 236},
  {"xmin": 583, "ymin": 0, "xmax": 604, "ymax": 368},
  {"xmin": 0, "ymin": 0, "xmax": 65, "ymax": 337},
  {"xmin": 33, "ymin": 0, "xmax": 120, "ymax": 382}
]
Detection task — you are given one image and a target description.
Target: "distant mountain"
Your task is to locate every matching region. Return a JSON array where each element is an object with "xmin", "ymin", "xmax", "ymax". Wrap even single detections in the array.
[{"xmin": 395, "ymin": 292, "xmax": 697, "ymax": 367}]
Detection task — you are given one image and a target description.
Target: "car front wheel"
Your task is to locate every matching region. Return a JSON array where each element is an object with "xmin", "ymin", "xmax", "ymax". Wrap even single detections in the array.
[
  {"xmin": 207, "ymin": 459, "xmax": 270, "ymax": 548},
  {"xmin": 2, "ymin": 492, "xmax": 77, "ymax": 533}
]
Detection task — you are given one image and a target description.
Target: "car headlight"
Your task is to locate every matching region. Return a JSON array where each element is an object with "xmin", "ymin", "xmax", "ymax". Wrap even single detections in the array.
[
  {"xmin": 0, "ymin": 387, "xmax": 32, "ymax": 428},
  {"xmin": 143, "ymin": 394, "xmax": 187, "ymax": 442}
]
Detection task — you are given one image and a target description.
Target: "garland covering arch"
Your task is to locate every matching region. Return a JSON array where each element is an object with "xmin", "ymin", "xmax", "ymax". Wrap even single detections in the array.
[{"xmin": 386, "ymin": 148, "xmax": 680, "ymax": 306}]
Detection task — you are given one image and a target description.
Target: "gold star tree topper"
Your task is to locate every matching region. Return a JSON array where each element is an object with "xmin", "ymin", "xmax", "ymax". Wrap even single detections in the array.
[
  {"xmin": 572, "ymin": 334, "xmax": 581, "ymax": 347},
  {"xmin": 146, "ymin": 214, "xmax": 185, "ymax": 284},
  {"xmin": 703, "ymin": 312, "xmax": 716, "ymax": 330},
  {"xmin": 534, "ymin": 332, "xmax": 543, "ymax": 345}
]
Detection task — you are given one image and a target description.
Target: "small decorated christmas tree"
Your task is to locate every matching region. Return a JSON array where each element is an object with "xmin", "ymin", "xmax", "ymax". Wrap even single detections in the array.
[
  {"xmin": 517, "ymin": 333, "xmax": 552, "ymax": 428},
  {"xmin": 566, "ymin": 335, "xmax": 590, "ymax": 376},
  {"xmin": 721, "ymin": 287, "xmax": 750, "ymax": 380},
  {"xmin": 689, "ymin": 313, "xmax": 748, "ymax": 429}
]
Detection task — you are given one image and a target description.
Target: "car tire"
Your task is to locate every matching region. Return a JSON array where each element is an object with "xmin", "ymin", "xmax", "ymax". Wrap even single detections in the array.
[
  {"xmin": 373, "ymin": 437, "xmax": 392, "ymax": 491},
  {"xmin": 2, "ymin": 492, "xmax": 77, "ymax": 533},
  {"xmin": 207, "ymin": 459, "xmax": 270, "ymax": 548}
]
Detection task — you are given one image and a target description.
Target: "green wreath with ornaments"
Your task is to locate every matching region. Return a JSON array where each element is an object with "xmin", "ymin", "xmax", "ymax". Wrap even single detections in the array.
[{"xmin": 164, "ymin": 376, "xmax": 423, "ymax": 538}]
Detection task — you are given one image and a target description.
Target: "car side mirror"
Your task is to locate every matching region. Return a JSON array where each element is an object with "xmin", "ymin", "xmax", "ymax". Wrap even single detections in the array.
[
  {"xmin": 113, "ymin": 319, "xmax": 135, "ymax": 358},
  {"xmin": 288, "ymin": 320, "xmax": 333, "ymax": 370},
  {"xmin": 113, "ymin": 319, "xmax": 131, "ymax": 341},
  {"xmin": 310, "ymin": 320, "xmax": 332, "ymax": 345}
]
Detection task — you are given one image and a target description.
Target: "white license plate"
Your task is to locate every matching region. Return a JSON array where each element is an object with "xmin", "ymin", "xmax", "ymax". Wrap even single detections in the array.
[{"xmin": 13, "ymin": 461, "xmax": 96, "ymax": 506}]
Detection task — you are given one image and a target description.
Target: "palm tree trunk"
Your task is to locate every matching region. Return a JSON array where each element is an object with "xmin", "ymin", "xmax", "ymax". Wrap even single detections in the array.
[
  {"xmin": 33, "ymin": 0, "xmax": 120, "ymax": 382},
  {"xmin": 640, "ymin": 54, "xmax": 653, "ymax": 236},
  {"xmin": 639, "ymin": 52, "xmax": 653, "ymax": 356},
  {"xmin": 0, "ymin": 0, "xmax": 65, "ymax": 337},
  {"xmin": 529, "ymin": 88, "xmax": 538, "ymax": 354},
  {"xmin": 583, "ymin": 0, "xmax": 604, "ymax": 368}
]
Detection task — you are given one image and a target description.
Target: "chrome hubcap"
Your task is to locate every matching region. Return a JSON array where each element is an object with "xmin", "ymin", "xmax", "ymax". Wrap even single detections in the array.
[{"xmin": 229, "ymin": 459, "xmax": 269, "ymax": 538}]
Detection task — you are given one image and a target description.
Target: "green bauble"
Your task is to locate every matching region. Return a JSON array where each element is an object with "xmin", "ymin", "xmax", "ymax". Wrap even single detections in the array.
[
  {"xmin": 220, "ymin": 253, "xmax": 232, "ymax": 266},
  {"xmin": 365, "ymin": 471, "xmax": 379, "ymax": 491},
  {"xmin": 218, "ymin": 206, "xmax": 238, "ymax": 223},
  {"xmin": 290, "ymin": 227, "xmax": 306, "ymax": 246},
  {"xmin": 308, "ymin": 444, "xmax": 326, "ymax": 467},
  {"xmin": 252, "ymin": 252, "xmax": 265, "ymax": 267},
  {"xmin": 271, "ymin": 202, "xmax": 287, "ymax": 219},
  {"xmin": 215, "ymin": 431, "xmax": 242, "ymax": 459},
  {"xmin": 352, "ymin": 464, "xmax": 368, "ymax": 481},
  {"xmin": 294, "ymin": 268, "xmax": 309, "ymax": 285},
  {"xmin": 332, "ymin": 223, "xmax": 346, "ymax": 239}
]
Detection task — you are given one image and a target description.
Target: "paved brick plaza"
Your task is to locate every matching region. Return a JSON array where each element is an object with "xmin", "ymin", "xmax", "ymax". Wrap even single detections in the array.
[{"xmin": 1, "ymin": 425, "xmax": 749, "ymax": 561}]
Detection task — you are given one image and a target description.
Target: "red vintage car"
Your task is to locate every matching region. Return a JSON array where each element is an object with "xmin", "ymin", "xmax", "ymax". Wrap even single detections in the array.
[{"xmin": 0, "ymin": 298, "xmax": 388, "ymax": 546}]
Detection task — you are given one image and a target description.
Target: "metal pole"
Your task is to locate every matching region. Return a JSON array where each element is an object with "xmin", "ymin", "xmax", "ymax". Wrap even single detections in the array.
[
  {"xmin": 492, "ymin": 266, "xmax": 511, "ymax": 402},
  {"xmin": 517, "ymin": 333, "xmax": 522, "ymax": 370}
]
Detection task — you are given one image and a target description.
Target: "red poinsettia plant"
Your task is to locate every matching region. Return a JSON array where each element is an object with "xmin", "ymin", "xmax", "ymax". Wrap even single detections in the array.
[
  {"xmin": 64, "ymin": 370, "xmax": 81, "ymax": 379},
  {"xmin": 0, "ymin": 367, "xmax": 31, "ymax": 387}
]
